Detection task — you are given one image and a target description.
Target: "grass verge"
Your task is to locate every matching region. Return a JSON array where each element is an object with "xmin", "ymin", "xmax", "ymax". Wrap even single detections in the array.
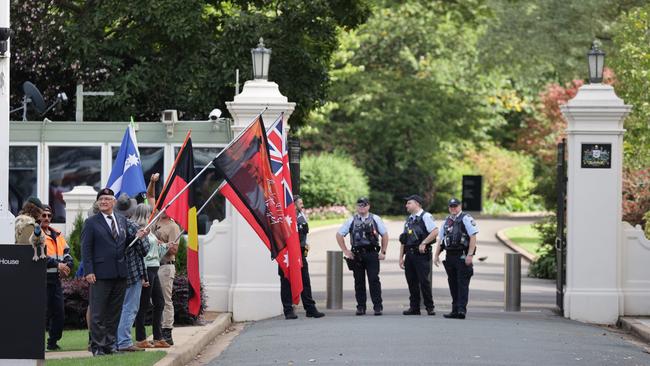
[
  {"xmin": 47, "ymin": 350, "xmax": 166, "ymax": 366},
  {"xmin": 503, "ymin": 224, "xmax": 541, "ymax": 254},
  {"xmin": 46, "ymin": 326, "xmax": 152, "ymax": 352}
]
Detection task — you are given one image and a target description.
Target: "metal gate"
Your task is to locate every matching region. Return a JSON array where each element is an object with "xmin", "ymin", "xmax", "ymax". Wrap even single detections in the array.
[{"xmin": 555, "ymin": 139, "xmax": 567, "ymax": 314}]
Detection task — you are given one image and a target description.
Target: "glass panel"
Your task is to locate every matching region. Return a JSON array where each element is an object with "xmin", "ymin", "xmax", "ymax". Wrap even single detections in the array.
[
  {"xmin": 9, "ymin": 146, "xmax": 38, "ymax": 216},
  {"xmin": 112, "ymin": 146, "xmax": 164, "ymax": 200},
  {"xmin": 49, "ymin": 146, "xmax": 102, "ymax": 223},
  {"xmin": 174, "ymin": 146, "xmax": 225, "ymax": 234}
]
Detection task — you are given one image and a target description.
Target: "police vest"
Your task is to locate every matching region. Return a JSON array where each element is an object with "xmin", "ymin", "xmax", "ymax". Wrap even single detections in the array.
[
  {"xmin": 442, "ymin": 213, "xmax": 470, "ymax": 252},
  {"xmin": 349, "ymin": 214, "xmax": 379, "ymax": 247},
  {"xmin": 45, "ymin": 228, "xmax": 72, "ymax": 273},
  {"xmin": 297, "ymin": 212, "xmax": 309, "ymax": 247},
  {"xmin": 402, "ymin": 212, "xmax": 431, "ymax": 247}
]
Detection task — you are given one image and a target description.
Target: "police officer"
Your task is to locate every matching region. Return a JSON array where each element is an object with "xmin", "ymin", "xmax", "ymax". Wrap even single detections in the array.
[
  {"xmin": 399, "ymin": 195, "xmax": 438, "ymax": 316},
  {"xmin": 434, "ymin": 198, "xmax": 478, "ymax": 319},
  {"xmin": 336, "ymin": 197, "xmax": 389, "ymax": 316},
  {"xmin": 280, "ymin": 196, "xmax": 325, "ymax": 319}
]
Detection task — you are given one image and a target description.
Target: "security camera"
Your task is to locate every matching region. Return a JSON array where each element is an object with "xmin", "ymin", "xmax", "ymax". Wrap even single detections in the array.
[
  {"xmin": 209, "ymin": 108, "xmax": 222, "ymax": 121},
  {"xmin": 0, "ymin": 28, "xmax": 12, "ymax": 56}
]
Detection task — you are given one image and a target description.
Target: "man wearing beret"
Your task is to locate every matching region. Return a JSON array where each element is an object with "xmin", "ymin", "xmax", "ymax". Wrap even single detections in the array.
[
  {"xmin": 434, "ymin": 198, "xmax": 479, "ymax": 319},
  {"xmin": 82, "ymin": 188, "xmax": 148, "ymax": 356},
  {"xmin": 399, "ymin": 194, "xmax": 438, "ymax": 316}
]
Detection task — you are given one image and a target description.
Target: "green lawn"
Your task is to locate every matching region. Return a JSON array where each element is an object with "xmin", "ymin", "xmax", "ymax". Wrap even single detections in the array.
[
  {"xmin": 48, "ymin": 351, "xmax": 166, "ymax": 366},
  {"xmin": 46, "ymin": 326, "xmax": 151, "ymax": 352},
  {"xmin": 503, "ymin": 224, "xmax": 541, "ymax": 254}
]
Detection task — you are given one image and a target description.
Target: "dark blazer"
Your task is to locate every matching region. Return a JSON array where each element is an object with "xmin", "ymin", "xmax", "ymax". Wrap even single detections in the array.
[{"xmin": 81, "ymin": 212, "xmax": 133, "ymax": 280}]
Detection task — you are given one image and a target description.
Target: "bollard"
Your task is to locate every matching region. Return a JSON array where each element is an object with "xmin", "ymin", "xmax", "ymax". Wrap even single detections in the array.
[
  {"xmin": 504, "ymin": 253, "xmax": 521, "ymax": 311},
  {"xmin": 326, "ymin": 251, "xmax": 343, "ymax": 309}
]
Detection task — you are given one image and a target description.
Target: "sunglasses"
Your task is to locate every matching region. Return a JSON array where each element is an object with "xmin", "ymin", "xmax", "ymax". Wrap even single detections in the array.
[
  {"xmin": 41, "ymin": 212, "xmax": 52, "ymax": 218},
  {"xmin": 357, "ymin": 203, "xmax": 368, "ymax": 207}
]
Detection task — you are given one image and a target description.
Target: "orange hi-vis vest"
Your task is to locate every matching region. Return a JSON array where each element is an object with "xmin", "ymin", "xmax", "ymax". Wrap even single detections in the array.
[{"xmin": 45, "ymin": 227, "xmax": 70, "ymax": 273}]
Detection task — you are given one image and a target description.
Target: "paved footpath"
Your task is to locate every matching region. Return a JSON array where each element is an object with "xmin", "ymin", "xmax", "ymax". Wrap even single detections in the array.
[{"xmin": 209, "ymin": 218, "xmax": 650, "ymax": 366}]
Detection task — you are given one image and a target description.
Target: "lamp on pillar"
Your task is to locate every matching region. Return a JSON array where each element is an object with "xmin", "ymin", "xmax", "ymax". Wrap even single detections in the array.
[
  {"xmin": 587, "ymin": 42, "xmax": 605, "ymax": 84},
  {"xmin": 289, "ymin": 137, "xmax": 301, "ymax": 195},
  {"xmin": 251, "ymin": 38, "xmax": 271, "ymax": 80}
]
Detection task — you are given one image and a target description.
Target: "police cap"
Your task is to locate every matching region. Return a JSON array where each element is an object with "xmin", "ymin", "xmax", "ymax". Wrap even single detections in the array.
[
  {"xmin": 356, "ymin": 197, "xmax": 370, "ymax": 206},
  {"xmin": 404, "ymin": 194, "xmax": 424, "ymax": 206},
  {"xmin": 448, "ymin": 197, "xmax": 461, "ymax": 207}
]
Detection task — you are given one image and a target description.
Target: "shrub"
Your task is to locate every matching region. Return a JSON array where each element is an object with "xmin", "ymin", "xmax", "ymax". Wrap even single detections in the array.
[
  {"xmin": 67, "ymin": 213, "xmax": 85, "ymax": 269},
  {"xmin": 62, "ymin": 278, "xmax": 90, "ymax": 329},
  {"xmin": 303, "ymin": 205, "xmax": 350, "ymax": 220},
  {"xmin": 175, "ymin": 236, "xmax": 187, "ymax": 275},
  {"xmin": 301, "ymin": 153, "xmax": 369, "ymax": 208},
  {"xmin": 622, "ymin": 167, "xmax": 650, "ymax": 228},
  {"xmin": 172, "ymin": 274, "xmax": 207, "ymax": 325},
  {"xmin": 528, "ymin": 216, "xmax": 558, "ymax": 279},
  {"xmin": 61, "ymin": 274, "xmax": 207, "ymax": 329}
]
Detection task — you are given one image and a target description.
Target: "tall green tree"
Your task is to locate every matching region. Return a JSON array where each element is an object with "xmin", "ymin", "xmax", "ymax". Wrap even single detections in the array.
[
  {"xmin": 302, "ymin": 0, "xmax": 505, "ymax": 212},
  {"xmin": 9, "ymin": 0, "xmax": 371, "ymax": 124}
]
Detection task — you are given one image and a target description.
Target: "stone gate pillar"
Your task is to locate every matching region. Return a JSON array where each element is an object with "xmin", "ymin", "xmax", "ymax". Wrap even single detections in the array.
[
  {"xmin": 560, "ymin": 83, "xmax": 631, "ymax": 324},
  {"xmin": 222, "ymin": 78, "xmax": 295, "ymax": 321}
]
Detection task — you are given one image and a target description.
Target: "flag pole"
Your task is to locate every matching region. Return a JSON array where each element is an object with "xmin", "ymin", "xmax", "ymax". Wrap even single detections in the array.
[
  {"xmin": 170, "ymin": 182, "xmax": 224, "ymax": 243},
  {"xmin": 129, "ymin": 107, "xmax": 269, "ymax": 247}
]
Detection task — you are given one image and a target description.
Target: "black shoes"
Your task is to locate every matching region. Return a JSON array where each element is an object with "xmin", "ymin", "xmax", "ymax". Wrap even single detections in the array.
[
  {"xmin": 443, "ymin": 312, "xmax": 466, "ymax": 319},
  {"xmin": 306, "ymin": 310, "xmax": 325, "ymax": 318},
  {"xmin": 356, "ymin": 308, "xmax": 366, "ymax": 316},
  {"xmin": 426, "ymin": 308, "xmax": 436, "ymax": 316},
  {"xmin": 46, "ymin": 344, "xmax": 61, "ymax": 351},
  {"xmin": 402, "ymin": 308, "xmax": 421, "ymax": 315},
  {"xmin": 162, "ymin": 328, "xmax": 174, "ymax": 345},
  {"xmin": 374, "ymin": 307, "xmax": 383, "ymax": 316},
  {"xmin": 285, "ymin": 311, "xmax": 298, "ymax": 319}
]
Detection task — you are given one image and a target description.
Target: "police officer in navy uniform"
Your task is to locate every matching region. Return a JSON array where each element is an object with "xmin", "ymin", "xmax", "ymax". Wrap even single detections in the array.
[
  {"xmin": 399, "ymin": 195, "xmax": 439, "ymax": 316},
  {"xmin": 336, "ymin": 197, "xmax": 389, "ymax": 316},
  {"xmin": 280, "ymin": 196, "xmax": 325, "ymax": 319},
  {"xmin": 434, "ymin": 198, "xmax": 478, "ymax": 319}
]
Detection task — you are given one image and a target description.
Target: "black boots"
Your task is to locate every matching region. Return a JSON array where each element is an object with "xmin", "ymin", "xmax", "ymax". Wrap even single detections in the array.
[{"xmin": 162, "ymin": 328, "xmax": 174, "ymax": 345}]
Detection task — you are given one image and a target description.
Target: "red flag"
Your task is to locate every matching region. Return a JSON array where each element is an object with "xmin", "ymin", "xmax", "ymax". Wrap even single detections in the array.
[
  {"xmin": 266, "ymin": 114, "xmax": 303, "ymax": 304},
  {"xmin": 155, "ymin": 132, "xmax": 195, "ymax": 231},
  {"xmin": 212, "ymin": 116, "xmax": 290, "ymax": 259}
]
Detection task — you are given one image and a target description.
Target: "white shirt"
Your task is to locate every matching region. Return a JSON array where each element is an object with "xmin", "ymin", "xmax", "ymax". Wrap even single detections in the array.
[{"xmin": 102, "ymin": 212, "xmax": 120, "ymax": 235}]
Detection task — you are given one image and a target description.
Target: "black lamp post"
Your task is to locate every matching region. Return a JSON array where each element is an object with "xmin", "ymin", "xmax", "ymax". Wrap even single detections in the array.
[
  {"xmin": 587, "ymin": 42, "xmax": 605, "ymax": 84},
  {"xmin": 251, "ymin": 38, "xmax": 271, "ymax": 80}
]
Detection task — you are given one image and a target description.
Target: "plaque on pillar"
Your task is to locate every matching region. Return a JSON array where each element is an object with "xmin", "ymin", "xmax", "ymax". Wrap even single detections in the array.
[{"xmin": 581, "ymin": 144, "xmax": 611, "ymax": 169}]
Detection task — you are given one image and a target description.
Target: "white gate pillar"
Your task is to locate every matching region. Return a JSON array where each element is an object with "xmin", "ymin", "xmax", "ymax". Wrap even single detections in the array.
[
  {"xmin": 560, "ymin": 83, "xmax": 631, "ymax": 324},
  {"xmin": 224, "ymin": 78, "xmax": 295, "ymax": 321}
]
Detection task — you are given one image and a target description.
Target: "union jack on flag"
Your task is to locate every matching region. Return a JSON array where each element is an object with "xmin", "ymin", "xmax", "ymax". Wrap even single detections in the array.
[{"xmin": 267, "ymin": 116, "xmax": 284, "ymax": 176}]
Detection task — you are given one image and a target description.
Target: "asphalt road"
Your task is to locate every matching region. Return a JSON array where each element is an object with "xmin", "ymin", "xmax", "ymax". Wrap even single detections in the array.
[{"xmin": 208, "ymin": 218, "xmax": 650, "ymax": 366}]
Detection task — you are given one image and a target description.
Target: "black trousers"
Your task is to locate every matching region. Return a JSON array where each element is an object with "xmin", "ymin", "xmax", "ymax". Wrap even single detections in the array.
[
  {"xmin": 404, "ymin": 250, "xmax": 434, "ymax": 310},
  {"xmin": 351, "ymin": 251, "xmax": 382, "ymax": 310},
  {"xmin": 89, "ymin": 278, "xmax": 127, "ymax": 353},
  {"xmin": 135, "ymin": 266, "xmax": 164, "ymax": 341},
  {"xmin": 46, "ymin": 275, "xmax": 65, "ymax": 346},
  {"xmin": 443, "ymin": 254, "xmax": 473, "ymax": 313},
  {"xmin": 279, "ymin": 254, "xmax": 317, "ymax": 314}
]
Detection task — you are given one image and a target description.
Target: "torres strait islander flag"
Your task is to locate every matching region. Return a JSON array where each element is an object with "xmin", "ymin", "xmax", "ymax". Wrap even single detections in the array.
[
  {"xmin": 155, "ymin": 131, "xmax": 201, "ymax": 315},
  {"xmin": 214, "ymin": 115, "xmax": 303, "ymax": 303}
]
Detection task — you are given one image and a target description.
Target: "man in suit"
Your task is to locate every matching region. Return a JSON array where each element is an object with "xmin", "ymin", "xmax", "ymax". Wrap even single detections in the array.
[{"xmin": 82, "ymin": 188, "xmax": 148, "ymax": 356}]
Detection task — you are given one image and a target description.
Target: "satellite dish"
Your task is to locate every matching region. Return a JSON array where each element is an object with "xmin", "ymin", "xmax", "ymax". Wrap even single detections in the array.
[
  {"xmin": 10, "ymin": 81, "xmax": 68, "ymax": 121},
  {"xmin": 22, "ymin": 81, "xmax": 46, "ymax": 114}
]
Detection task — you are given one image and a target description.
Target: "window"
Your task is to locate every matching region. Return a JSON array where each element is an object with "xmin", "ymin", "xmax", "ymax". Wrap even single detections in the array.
[
  {"xmin": 112, "ymin": 146, "xmax": 164, "ymax": 199},
  {"xmin": 48, "ymin": 146, "xmax": 102, "ymax": 223},
  {"xmin": 9, "ymin": 146, "xmax": 38, "ymax": 216},
  {"xmin": 174, "ymin": 146, "xmax": 225, "ymax": 234}
]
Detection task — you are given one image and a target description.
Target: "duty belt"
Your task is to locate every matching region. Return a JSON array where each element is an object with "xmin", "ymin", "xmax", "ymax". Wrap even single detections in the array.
[
  {"xmin": 405, "ymin": 245, "xmax": 431, "ymax": 255},
  {"xmin": 351, "ymin": 246, "xmax": 379, "ymax": 254}
]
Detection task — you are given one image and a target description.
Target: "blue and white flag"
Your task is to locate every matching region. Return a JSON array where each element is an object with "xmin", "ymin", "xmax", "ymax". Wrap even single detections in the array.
[{"xmin": 107, "ymin": 124, "xmax": 146, "ymax": 198}]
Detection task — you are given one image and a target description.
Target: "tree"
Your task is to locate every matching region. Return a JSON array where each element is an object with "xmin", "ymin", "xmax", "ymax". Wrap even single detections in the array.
[
  {"xmin": 9, "ymin": 0, "xmax": 371, "ymax": 125},
  {"xmin": 302, "ymin": 0, "xmax": 506, "ymax": 212},
  {"xmin": 610, "ymin": 4, "xmax": 650, "ymax": 170}
]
